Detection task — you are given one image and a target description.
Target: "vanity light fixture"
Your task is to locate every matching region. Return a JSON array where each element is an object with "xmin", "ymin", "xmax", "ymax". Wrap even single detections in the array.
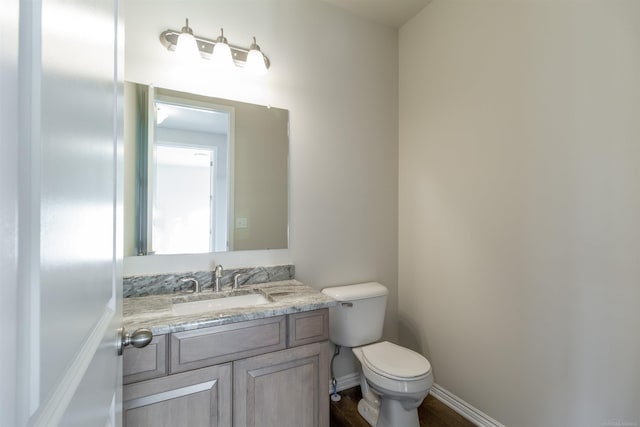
[{"xmin": 159, "ymin": 19, "xmax": 271, "ymax": 73}]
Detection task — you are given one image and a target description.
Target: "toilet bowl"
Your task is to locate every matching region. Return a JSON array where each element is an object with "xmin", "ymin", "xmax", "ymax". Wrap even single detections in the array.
[
  {"xmin": 321, "ymin": 282, "xmax": 434, "ymax": 427},
  {"xmin": 353, "ymin": 342, "xmax": 433, "ymax": 427}
]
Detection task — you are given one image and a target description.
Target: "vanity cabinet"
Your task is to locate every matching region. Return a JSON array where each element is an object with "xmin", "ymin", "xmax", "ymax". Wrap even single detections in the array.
[{"xmin": 123, "ymin": 309, "xmax": 329, "ymax": 427}]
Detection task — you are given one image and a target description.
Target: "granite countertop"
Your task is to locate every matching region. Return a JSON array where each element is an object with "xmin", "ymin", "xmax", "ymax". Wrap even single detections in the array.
[{"xmin": 123, "ymin": 279, "xmax": 336, "ymax": 335}]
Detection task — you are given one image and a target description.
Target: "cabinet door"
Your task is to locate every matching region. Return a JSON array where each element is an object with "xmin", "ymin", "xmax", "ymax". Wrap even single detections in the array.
[
  {"xmin": 124, "ymin": 363, "xmax": 232, "ymax": 427},
  {"xmin": 233, "ymin": 341, "xmax": 330, "ymax": 427},
  {"xmin": 124, "ymin": 334, "xmax": 167, "ymax": 384},
  {"xmin": 287, "ymin": 309, "xmax": 329, "ymax": 347}
]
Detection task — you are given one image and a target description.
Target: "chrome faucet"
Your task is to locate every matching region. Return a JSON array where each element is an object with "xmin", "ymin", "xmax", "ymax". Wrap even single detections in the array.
[
  {"xmin": 214, "ymin": 265, "xmax": 224, "ymax": 292},
  {"xmin": 179, "ymin": 277, "xmax": 200, "ymax": 293}
]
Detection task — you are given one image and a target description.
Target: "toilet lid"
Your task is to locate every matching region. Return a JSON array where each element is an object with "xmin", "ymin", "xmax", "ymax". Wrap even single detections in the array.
[{"xmin": 361, "ymin": 341, "xmax": 431, "ymax": 380}]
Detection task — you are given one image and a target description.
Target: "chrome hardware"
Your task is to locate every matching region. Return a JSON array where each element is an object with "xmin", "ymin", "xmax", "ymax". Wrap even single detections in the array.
[
  {"xmin": 233, "ymin": 273, "xmax": 242, "ymax": 290},
  {"xmin": 117, "ymin": 327, "xmax": 153, "ymax": 356},
  {"xmin": 341, "ymin": 302, "xmax": 353, "ymax": 308},
  {"xmin": 180, "ymin": 277, "xmax": 200, "ymax": 293},
  {"xmin": 214, "ymin": 264, "xmax": 224, "ymax": 292}
]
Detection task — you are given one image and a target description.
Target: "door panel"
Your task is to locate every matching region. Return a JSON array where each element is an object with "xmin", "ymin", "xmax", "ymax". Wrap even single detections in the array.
[
  {"xmin": 0, "ymin": 0, "xmax": 20, "ymax": 425},
  {"xmin": 16, "ymin": 0, "xmax": 122, "ymax": 425},
  {"xmin": 39, "ymin": 0, "xmax": 116, "ymax": 399}
]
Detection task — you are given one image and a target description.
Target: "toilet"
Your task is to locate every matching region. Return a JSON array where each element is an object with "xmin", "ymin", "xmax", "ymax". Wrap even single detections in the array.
[{"xmin": 322, "ymin": 282, "xmax": 433, "ymax": 427}]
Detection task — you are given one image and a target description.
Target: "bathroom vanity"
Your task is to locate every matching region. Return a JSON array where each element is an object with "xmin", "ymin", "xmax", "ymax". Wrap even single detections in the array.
[{"xmin": 122, "ymin": 280, "xmax": 335, "ymax": 427}]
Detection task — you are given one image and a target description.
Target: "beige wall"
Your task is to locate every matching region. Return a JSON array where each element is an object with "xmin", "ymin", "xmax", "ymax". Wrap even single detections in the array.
[
  {"xmin": 124, "ymin": 0, "xmax": 399, "ymax": 375},
  {"xmin": 399, "ymin": 1, "xmax": 640, "ymax": 425}
]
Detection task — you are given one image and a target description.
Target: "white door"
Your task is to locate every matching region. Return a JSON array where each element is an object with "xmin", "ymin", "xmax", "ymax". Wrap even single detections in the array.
[{"xmin": 2, "ymin": 0, "xmax": 124, "ymax": 425}]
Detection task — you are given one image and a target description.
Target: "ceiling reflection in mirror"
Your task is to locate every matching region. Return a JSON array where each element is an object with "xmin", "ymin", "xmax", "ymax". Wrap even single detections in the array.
[{"xmin": 124, "ymin": 83, "xmax": 289, "ymax": 256}]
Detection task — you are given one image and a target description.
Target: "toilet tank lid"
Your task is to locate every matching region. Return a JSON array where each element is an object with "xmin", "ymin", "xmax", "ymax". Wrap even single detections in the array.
[{"xmin": 321, "ymin": 282, "xmax": 388, "ymax": 301}]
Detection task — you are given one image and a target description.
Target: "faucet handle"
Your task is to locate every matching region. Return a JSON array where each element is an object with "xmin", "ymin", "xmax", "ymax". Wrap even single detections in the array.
[
  {"xmin": 233, "ymin": 273, "xmax": 242, "ymax": 290},
  {"xmin": 179, "ymin": 277, "xmax": 200, "ymax": 293}
]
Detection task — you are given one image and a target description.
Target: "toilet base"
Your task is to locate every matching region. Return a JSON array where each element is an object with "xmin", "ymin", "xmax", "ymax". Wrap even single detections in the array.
[
  {"xmin": 357, "ymin": 395, "xmax": 421, "ymax": 427},
  {"xmin": 375, "ymin": 397, "xmax": 420, "ymax": 427},
  {"xmin": 357, "ymin": 398, "xmax": 379, "ymax": 426}
]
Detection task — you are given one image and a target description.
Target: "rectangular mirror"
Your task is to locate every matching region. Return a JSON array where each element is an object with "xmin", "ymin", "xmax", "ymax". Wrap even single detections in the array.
[{"xmin": 124, "ymin": 83, "xmax": 289, "ymax": 256}]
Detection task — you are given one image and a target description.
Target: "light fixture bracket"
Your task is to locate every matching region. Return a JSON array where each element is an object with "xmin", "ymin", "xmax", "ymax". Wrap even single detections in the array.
[{"xmin": 160, "ymin": 29, "xmax": 270, "ymax": 69}]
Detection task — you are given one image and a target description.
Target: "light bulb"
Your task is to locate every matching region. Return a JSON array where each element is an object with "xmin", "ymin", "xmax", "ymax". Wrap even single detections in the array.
[
  {"xmin": 245, "ymin": 37, "xmax": 268, "ymax": 76},
  {"xmin": 174, "ymin": 19, "xmax": 200, "ymax": 62},
  {"xmin": 212, "ymin": 28, "xmax": 234, "ymax": 71}
]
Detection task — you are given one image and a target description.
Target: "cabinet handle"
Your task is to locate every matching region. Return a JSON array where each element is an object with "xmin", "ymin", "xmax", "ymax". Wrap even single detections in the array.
[{"xmin": 117, "ymin": 328, "xmax": 153, "ymax": 355}]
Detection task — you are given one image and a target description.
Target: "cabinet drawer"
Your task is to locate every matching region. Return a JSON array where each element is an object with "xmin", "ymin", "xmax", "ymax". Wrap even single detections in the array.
[
  {"xmin": 123, "ymin": 334, "xmax": 167, "ymax": 385},
  {"xmin": 288, "ymin": 309, "xmax": 329, "ymax": 347},
  {"xmin": 170, "ymin": 316, "xmax": 286, "ymax": 373}
]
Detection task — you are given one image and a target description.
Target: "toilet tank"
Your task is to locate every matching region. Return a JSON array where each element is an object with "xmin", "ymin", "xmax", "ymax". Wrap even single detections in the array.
[{"xmin": 321, "ymin": 282, "xmax": 389, "ymax": 347}]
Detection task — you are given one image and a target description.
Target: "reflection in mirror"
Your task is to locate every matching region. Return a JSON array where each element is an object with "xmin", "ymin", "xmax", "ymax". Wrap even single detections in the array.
[
  {"xmin": 152, "ymin": 100, "xmax": 231, "ymax": 254},
  {"xmin": 124, "ymin": 83, "xmax": 289, "ymax": 256}
]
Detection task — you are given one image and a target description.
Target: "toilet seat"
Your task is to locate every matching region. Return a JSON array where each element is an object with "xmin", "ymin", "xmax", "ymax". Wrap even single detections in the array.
[
  {"xmin": 353, "ymin": 342, "xmax": 434, "ymax": 396},
  {"xmin": 361, "ymin": 341, "xmax": 431, "ymax": 380}
]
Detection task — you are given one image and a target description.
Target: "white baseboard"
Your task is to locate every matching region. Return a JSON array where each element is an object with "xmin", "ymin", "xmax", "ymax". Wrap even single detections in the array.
[
  {"xmin": 329, "ymin": 374, "xmax": 504, "ymax": 427},
  {"xmin": 328, "ymin": 372, "xmax": 361, "ymax": 394},
  {"xmin": 430, "ymin": 384, "xmax": 505, "ymax": 427}
]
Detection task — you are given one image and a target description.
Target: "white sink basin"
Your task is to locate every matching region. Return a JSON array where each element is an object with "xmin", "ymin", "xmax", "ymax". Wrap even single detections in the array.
[{"xmin": 172, "ymin": 293, "xmax": 270, "ymax": 316}]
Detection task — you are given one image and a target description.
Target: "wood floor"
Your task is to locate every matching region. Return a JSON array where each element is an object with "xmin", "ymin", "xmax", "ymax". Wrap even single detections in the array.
[{"xmin": 330, "ymin": 387, "xmax": 476, "ymax": 427}]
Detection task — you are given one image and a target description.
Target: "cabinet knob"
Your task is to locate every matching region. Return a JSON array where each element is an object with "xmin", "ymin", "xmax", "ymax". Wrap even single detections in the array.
[{"xmin": 117, "ymin": 328, "xmax": 153, "ymax": 355}]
